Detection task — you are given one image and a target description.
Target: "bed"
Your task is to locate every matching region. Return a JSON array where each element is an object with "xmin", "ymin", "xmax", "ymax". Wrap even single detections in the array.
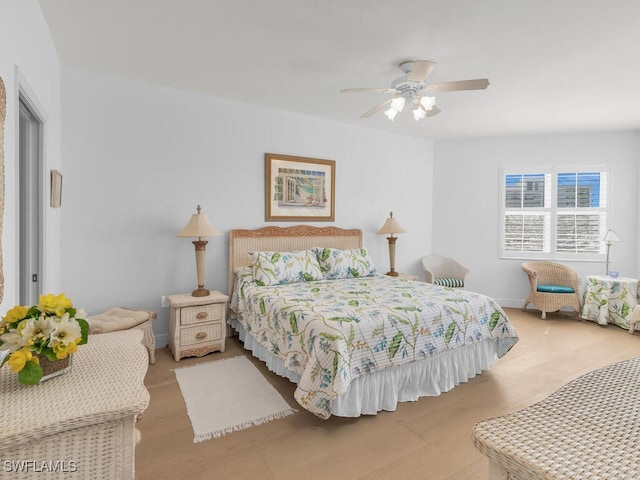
[{"xmin": 227, "ymin": 225, "xmax": 518, "ymax": 419}]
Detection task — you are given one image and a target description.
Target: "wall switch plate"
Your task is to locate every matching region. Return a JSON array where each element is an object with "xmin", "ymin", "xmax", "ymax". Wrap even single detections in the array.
[{"xmin": 161, "ymin": 295, "xmax": 169, "ymax": 308}]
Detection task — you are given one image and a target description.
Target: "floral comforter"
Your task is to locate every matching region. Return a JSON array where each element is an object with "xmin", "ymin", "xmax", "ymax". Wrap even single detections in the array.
[{"xmin": 232, "ymin": 272, "xmax": 518, "ymax": 418}]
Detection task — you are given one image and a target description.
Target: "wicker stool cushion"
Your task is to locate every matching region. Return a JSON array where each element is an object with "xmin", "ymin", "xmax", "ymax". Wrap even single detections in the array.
[
  {"xmin": 473, "ymin": 356, "xmax": 640, "ymax": 480},
  {"xmin": 536, "ymin": 284, "xmax": 575, "ymax": 293},
  {"xmin": 87, "ymin": 307, "xmax": 151, "ymax": 333},
  {"xmin": 87, "ymin": 308, "xmax": 157, "ymax": 365}
]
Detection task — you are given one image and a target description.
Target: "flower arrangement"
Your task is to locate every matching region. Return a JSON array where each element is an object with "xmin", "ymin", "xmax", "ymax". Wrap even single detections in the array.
[{"xmin": 0, "ymin": 293, "xmax": 89, "ymax": 385}]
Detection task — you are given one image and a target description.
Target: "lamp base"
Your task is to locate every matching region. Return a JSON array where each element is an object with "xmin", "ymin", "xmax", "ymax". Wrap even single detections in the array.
[
  {"xmin": 386, "ymin": 270, "xmax": 399, "ymax": 277},
  {"xmin": 191, "ymin": 287, "xmax": 210, "ymax": 297}
]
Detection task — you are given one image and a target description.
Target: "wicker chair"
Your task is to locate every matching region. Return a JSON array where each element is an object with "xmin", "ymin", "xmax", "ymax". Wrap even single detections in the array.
[
  {"xmin": 521, "ymin": 261, "xmax": 581, "ymax": 319},
  {"xmin": 421, "ymin": 255, "xmax": 469, "ymax": 288}
]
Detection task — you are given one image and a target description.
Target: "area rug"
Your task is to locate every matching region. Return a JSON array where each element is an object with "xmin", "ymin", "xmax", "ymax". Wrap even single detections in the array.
[{"xmin": 174, "ymin": 355, "xmax": 296, "ymax": 442}]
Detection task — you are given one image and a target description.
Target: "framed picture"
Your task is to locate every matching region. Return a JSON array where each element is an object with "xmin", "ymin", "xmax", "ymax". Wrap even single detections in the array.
[
  {"xmin": 50, "ymin": 170, "xmax": 62, "ymax": 208},
  {"xmin": 265, "ymin": 153, "xmax": 335, "ymax": 222}
]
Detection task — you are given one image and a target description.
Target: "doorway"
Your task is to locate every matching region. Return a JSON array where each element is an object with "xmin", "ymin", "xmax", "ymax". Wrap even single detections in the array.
[{"xmin": 18, "ymin": 96, "xmax": 43, "ymax": 305}]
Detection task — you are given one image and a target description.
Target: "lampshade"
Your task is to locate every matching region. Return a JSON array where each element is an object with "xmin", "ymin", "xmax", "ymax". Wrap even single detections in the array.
[
  {"xmin": 419, "ymin": 96, "xmax": 436, "ymax": 110},
  {"xmin": 377, "ymin": 212, "xmax": 407, "ymax": 236},
  {"xmin": 603, "ymin": 229, "xmax": 621, "ymax": 244},
  {"xmin": 177, "ymin": 205, "xmax": 222, "ymax": 239},
  {"xmin": 384, "ymin": 97, "xmax": 406, "ymax": 121},
  {"xmin": 412, "ymin": 106, "xmax": 427, "ymax": 121},
  {"xmin": 390, "ymin": 97, "xmax": 405, "ymax": 111}
]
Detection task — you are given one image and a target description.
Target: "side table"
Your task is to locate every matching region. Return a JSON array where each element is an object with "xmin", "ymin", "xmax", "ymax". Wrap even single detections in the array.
[
  {"xmin": 582, "ymin": 275, "xmax": 639, "ymax": 330},
  {"xmin": 167, "ymin": 291, "xmax": 229, "ymax": 362}
]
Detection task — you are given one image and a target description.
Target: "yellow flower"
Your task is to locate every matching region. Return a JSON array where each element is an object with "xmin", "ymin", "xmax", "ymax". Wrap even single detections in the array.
[
  {"xmin": 2, "ymin": 305, "xmax": 29, "ymax": 323},
  {"xmin": 2, "ymin": 294, "xmax": 86, "ymax": 384},
  {"xmin": 52, "ymin": 340, "xmax": 78, "ymax": 359},
  {"xmin": 7, "ymin": 348, "xmax": 35, "ymax": 373},
  {"xmin": 38, "ymin": 293, "xmax": 72, "ymax": 317}
]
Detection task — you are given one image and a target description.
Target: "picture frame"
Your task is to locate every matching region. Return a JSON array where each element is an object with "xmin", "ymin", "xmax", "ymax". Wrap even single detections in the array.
[
  {"xmin": 50, "ymin": 169, "xmax": 62, "ymax": 208},
  {"xmin": 265, "ymin": 153, "xmax": 335, "ymax": 222}
]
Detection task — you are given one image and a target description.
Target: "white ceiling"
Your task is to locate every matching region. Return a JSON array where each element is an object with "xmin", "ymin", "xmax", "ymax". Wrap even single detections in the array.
[{"xmin": 38, "ymin": 0, "xmax": 640, "ymax": 140}]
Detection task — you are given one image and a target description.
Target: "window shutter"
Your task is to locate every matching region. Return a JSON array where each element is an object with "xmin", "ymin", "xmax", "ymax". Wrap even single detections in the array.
[
  {"xmin": 501, "ymin": 169, "xmax": 607, "ymax": 260},
  {"xmin": 503, "ymin": 173, "xmax": 551, "ymax": 256},
  {"xmin": 556, "ymin": 171, "xmax": 607, "ymax": 254}
]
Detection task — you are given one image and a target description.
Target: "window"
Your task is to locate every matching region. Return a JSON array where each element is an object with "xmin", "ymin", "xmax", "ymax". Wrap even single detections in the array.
[{"xmin": 500, "ymin": 168, "xmax": 608, "ymax": 260}]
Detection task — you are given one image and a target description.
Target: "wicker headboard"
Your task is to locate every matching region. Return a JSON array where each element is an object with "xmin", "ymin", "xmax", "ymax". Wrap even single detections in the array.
[{"xmin": 227, "ymin": 225, "xmax": 362, "ymax": 295}]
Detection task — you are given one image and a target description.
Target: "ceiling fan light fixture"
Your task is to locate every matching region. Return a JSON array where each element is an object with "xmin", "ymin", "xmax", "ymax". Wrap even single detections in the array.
[
  {"xmin": 343, "ymin": 60, "xmax": 488, "ymax": 121},
  {"xmin": 390, "ymin": 96, "xmax": 405, "ymax": 112},
  {"xmin": 384, "ymin": 107, "xmax": 399, "ymax": 121},
  {"xmin": 412, "ymin": 105, "xmax": 427, "ymax": 121},
  {"xmin": 419, "ymin": 96, "xmax": 436, "ymax": 111}
]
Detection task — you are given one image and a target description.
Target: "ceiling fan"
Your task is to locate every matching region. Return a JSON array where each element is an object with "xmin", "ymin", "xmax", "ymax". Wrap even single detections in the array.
[{"xmin": 341, "ymin": 60, "xmax": 489, "ymax": 121}]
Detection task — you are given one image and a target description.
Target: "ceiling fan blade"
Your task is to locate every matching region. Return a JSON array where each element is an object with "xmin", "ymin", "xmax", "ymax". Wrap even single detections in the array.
[
  {"xmin": 426, "ymin": 105, "xmax": 441, "ymax": 117},
  {"xmin": 361, "ymin": 98, "xmax": 392, "ymax": 118},
  {"xmin": 407, "ymin": 60, "xmax": 436, "ymax": 83},
  {"xmin": 340, "ymin": 88, "xmax": 396, "ymax": 94},
  {"xmin": 425, "ymin": 78, "xmax": 489, "ymax": 93}
]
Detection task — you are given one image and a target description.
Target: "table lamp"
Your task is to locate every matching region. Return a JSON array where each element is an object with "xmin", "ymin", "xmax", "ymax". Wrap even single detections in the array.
[
  {"xmin": 177, "ymin": 205, "xmax": 222, "ymax": 297},
  {"xmin": 377, "ymin": 211, "xmax": 407, "ymax": 277},
  {"xmin": 602, "ymin": 229, "xmax": 621, "ymax": 276}
]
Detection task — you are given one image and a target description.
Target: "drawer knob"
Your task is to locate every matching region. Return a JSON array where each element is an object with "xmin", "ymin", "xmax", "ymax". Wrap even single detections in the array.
[
  {"xmin": 196, "ymin": 311, "xmax": 209, "ymax": 320},
  {"xmin": 196, "ymin": 332, "xmax": 207, "ymax": 340}
]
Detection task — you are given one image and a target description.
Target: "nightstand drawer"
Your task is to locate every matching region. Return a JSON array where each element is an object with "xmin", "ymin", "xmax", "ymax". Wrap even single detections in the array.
[
  {"xmin": 180, "ymin": 304, "xmax": 223, "ymax": 326},
  {"xmin": 180, "ymin": 323, "xmax": 223, "ymax": 346}
]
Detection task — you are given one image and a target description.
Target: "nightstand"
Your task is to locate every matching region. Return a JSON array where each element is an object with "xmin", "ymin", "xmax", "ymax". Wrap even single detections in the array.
[
  {"xmin": 397, "ymin": 273, "xmax": 420, "ymax": 281},
  {"xmin": 167, "ymin": 291, "xmax": 229, "ymax": 362}
]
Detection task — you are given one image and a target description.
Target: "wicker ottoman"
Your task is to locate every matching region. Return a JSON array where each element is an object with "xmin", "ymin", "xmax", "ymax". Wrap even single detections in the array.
[
  {"xmin": 473, "ymin": 356, "xmax": 640, "ymax": 480},
  {"xmin": 87, "ymin": 307, "xmax": 157, "ymax": 364}
]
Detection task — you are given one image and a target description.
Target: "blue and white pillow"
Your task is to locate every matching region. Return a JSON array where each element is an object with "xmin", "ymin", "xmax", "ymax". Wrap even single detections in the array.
[
  {"xmin": 248, "ymin": 250, "xmax": 324, "ymax": 286},
  {"xmin": 312, "ymin": 247, "xmax": 377, "ymax": 279},
  {"xmin": 434, "ymin": 277, "xmax": 464, "ymax": 288}
]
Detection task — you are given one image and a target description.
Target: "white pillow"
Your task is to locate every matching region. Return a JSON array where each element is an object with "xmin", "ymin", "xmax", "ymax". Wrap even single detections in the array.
[
  {"xmin": 312, "ymin": 247, "xmax": 377, "ymax": 279},
  {"xmin": 249, "ymin": 250, "xmax": 324, "ymax": 286}
]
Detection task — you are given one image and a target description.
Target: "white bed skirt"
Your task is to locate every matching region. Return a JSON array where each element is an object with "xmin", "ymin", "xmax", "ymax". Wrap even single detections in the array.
[{"xmin": 228, "ymin": 317, "xmax": 499, "ymax": 417}]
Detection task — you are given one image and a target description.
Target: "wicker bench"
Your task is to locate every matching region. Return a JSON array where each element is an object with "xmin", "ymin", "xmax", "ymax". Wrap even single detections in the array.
[
  {"xmin": 473, "ymin": 356, "xmax": 640, "ymax": 480},
  {"xmin": 0, "ymin": 330, "xmax": 150, "ymax": 480}
]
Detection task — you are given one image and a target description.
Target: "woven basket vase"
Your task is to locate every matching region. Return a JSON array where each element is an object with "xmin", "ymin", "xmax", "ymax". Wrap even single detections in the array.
[{"xmin": 38, "ymin": 354, "xmax": 73, "ymax": 382}]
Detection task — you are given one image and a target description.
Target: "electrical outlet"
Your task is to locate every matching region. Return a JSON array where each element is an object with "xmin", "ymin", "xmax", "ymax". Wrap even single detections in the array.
[{"xmin": 161, "ymin": 295, "xmax": 169, "ymax": 308}]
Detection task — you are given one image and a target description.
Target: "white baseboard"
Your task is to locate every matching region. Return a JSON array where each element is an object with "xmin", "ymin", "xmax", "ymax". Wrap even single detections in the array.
[{"xmin": 495, "ymin": 298, "xmax": 524, "ymax": 309}]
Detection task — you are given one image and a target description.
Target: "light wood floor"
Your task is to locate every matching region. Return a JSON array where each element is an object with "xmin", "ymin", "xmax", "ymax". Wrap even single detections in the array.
[{"xmin": 136, "ymin": 308, "xmax": 639, "ymax": 480}]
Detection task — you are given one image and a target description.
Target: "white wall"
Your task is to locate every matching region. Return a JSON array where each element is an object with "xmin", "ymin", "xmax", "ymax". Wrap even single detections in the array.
[
  {"xmin": 7, "ymin": 1, "xmax": 639, "ymax": 348},
  {"xmin": 637, "ymin": 132, "xmax": 640, "ymax": 277},
  {"xmin": 0, "ymin": 0, "xmax": 62, "ymax": 312},
  {"xmin": 61, "ymin": 68, "xmax": 434, "ymax": 346},
  {"xmin": 433, "ymin": 132, "xmax": 639, "ymax": 307}
]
